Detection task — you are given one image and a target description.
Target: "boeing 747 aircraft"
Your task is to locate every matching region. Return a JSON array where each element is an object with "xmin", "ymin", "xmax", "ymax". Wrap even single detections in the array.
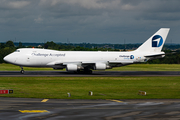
[{"xmin": 4, "ymin": 28, "xmax": 170, "ymax": 74}]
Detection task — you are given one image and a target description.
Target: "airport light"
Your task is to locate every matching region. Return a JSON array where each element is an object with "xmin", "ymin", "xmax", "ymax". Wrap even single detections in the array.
[
  {"xmin": 138, "ymin": 91, "xmax": 146, "ymax": 96},
  {"xmin": 89, "ymin": 91, "xmax": 93, "ymax": 96},
  {"xmin": 67, "ymin": 93, "xmax": 71, "ymax": 97}
]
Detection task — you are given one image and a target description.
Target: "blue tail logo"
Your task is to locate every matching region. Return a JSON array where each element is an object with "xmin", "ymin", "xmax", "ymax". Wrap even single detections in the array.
[{"xmin": 152, "ymin": 35, "xmax": 163, "ymax": 47}]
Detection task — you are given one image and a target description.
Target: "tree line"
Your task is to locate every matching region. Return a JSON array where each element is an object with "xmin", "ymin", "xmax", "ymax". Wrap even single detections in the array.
[{"xmin": 1, "ymin": 40, "xmax": 180, "ymax": 64}]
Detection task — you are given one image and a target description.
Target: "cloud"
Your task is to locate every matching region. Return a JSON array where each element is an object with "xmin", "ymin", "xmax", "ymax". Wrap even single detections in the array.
[
  {"xmin": 0, "ymin": 0, "xmax": 30, "ymax": 10},
  {"xmin": 0, "ymin": 0, "xmax": 180, "ymax": 43},
  {"xmin": 39, "ymin": 0, "xmax": 121, "ymax": 9},
  {"xmin": 34, "ymin": 16, "xmax": 43, "ymax": 23},
  {"xmin": 8, "ymin": 1, "xmax": 30, "ymax": 9}
]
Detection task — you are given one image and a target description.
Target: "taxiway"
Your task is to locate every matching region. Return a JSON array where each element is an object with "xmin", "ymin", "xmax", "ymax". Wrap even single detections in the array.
[
  {"xmin": 0, "ymin": 97, "xmax": 180, "ymax": 119},
  {"xmin": 0, "ymin": 71, "xmax": 180, "ymax": 77}
]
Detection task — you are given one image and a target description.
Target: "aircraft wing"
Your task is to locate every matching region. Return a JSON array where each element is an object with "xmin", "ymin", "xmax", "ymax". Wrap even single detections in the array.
[
  {"xmin": 46, "ymin": 61, "xmax": 63, "ymax": 66},
  {"xmin": 81, "ymin": 61, "xmax": 134, "ymax": 68},
  {"xmin": 47, "ymin": 60, "xmax": 134, "ymax": 71},
  {"xmin": 47, "ymin": 60, "xmax": 133, "ymax": 66}
]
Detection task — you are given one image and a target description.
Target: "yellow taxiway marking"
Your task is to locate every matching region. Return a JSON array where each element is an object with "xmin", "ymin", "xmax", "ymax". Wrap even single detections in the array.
[
  {"xmin": 109, "ymin": 100, "xmax": 123, "ymax": 103},
  {"xmin": 19, "ymin": 110, "xmax": 49, "ymax": 113},
  {"xmin": 41, "ymin": 99, "xmax": 49, "ymax": 102}
]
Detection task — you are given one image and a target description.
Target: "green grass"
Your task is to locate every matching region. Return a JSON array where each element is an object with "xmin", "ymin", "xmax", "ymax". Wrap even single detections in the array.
[
  {"xmin": 0, "ymin": 63, "xmax": 55, "ymax": 71},
  {"xmin": 111, "ymin": 64, "xmax": 180, "ymax": 71},
  {"xmin": 1, "ymin": 76, "xmax": 180, "ymax": 99},
  {"xmin": 1, "ymin": 64, "xmax": 180, "ymax": 99},
  {"xmin": 1, "ymin": 63, "xmax": 180, "ymax": 71}
]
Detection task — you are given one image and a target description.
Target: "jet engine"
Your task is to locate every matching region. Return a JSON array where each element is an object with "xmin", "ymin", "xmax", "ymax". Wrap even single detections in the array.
[
  {"xmin": 94, "ymin": 63, "xmax": 106, "ymax": 70},
  {"xmin": 66, "ymin": 64, "xmax": 77, "ymax": 71}
]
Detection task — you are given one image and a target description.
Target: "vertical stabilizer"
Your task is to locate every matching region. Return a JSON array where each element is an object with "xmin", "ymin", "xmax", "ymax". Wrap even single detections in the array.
[{"xmin": 136, "ymin": 28, "xmax": 170, "ymax": 52}]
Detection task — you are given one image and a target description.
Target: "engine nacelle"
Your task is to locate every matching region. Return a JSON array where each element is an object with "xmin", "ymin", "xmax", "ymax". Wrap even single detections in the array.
[
  {"xmin": 66, "ymin": 64, "xmax": 77, "ymax": 71},
  {"xmin": 94, "ymin": 63, "xmax": 106, "ymax": 70}
]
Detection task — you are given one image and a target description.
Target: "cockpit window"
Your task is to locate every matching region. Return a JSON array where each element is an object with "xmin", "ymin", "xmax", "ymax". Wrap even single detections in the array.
[{"xmin": 15, "ymin": 50, "xmax": 20, "ymax": 52}]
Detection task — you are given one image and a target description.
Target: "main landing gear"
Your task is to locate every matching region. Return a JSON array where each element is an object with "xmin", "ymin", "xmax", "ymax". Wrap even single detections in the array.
[
  {"xmin": 84, "ymin": 69, "xmax": 92, "ymax": 74},
  {"xmin": 83, "ymin": 67, "xmax": 92, "ymax": 74},
  {"xmin": 81, "ymin": 68, "xmax": 93, "ymax": 74},
  {"xmin": 20, "ymin": 66, "xmax": 24, "ymax": 74},
  {"xmin": 75, "ymin": 69, "xmax": 92, "ymax": 74}
]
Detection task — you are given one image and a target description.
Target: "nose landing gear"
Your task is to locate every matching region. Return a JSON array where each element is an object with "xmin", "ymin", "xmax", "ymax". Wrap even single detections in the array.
[{"xmin": 20, "ymin": 66, "xmax": 24, "ymax": 74}]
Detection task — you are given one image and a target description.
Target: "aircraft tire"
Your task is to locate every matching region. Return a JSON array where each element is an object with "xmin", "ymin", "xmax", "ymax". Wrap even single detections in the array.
[
  {"xmin": 84, "ymin": 70, "xmax": 92, "ymax": 74},
  {"xmin": 21, "ymin": 70, "xmax": 24, "ymax": 74}
]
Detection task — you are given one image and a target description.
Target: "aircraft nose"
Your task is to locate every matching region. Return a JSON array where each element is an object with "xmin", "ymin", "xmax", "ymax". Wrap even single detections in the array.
[{"xmin": 3, "ymin": 54, "xmax": 14, "ymax": 63}]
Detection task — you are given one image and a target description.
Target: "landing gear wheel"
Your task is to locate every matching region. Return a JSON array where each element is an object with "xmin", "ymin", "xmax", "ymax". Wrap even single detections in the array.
[
  {"xmin": 76, "ymin": 70, "xmax": 81, "ymax": 74},
  {"xmin": 83, "ymin": 67, "xmax": 92, "ymax": 74},
  {"xmin": 21, "ymin": 70, "xmax": 24, "ymax": 74},
  {"xmin": 88, "ymin": 70, "xmax": 92, "ymax": 74},
  {"xmin": 20, "ymin": 66, "xmax": 24, "ymax": 74},
  {"xmin": 84, "ymin": 70, "xmax": 92, "ymax": 74}
]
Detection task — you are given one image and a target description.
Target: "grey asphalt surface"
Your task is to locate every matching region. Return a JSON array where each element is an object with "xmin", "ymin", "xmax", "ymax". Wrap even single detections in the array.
[
  {"xmin": 1, "ymin": 71, "xmax": 180, "ymax": 119},
  {"xmin": 0, "ymin": 70, "xmax": 180, "ymax": 76},
  {"xmin": 1, "ymin": 97, "xmax": 180, "ymax": 120}
]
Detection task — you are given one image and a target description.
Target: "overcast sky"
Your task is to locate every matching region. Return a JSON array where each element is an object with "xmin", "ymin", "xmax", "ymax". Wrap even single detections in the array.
[{"xmin": 0, "ymin": 0, "xmax": 180, "ymax": 44}]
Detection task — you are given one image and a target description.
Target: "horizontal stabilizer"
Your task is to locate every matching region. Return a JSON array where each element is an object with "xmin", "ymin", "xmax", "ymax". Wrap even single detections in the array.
[{"xmin": 144, "ymin": 53, "xmax": 165, "ymax": 58}]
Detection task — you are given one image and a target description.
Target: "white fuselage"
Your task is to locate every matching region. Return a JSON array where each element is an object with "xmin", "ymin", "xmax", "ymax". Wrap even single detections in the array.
[{"xmin": 4, "ymin": 48, "xmax": 148, "ymax": 68}]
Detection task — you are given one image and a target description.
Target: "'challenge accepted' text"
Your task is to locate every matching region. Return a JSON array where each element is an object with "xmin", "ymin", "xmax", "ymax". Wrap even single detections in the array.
[{"xmin": 31, "ymin": 53, "xmax": 66, "ymax": 57}]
